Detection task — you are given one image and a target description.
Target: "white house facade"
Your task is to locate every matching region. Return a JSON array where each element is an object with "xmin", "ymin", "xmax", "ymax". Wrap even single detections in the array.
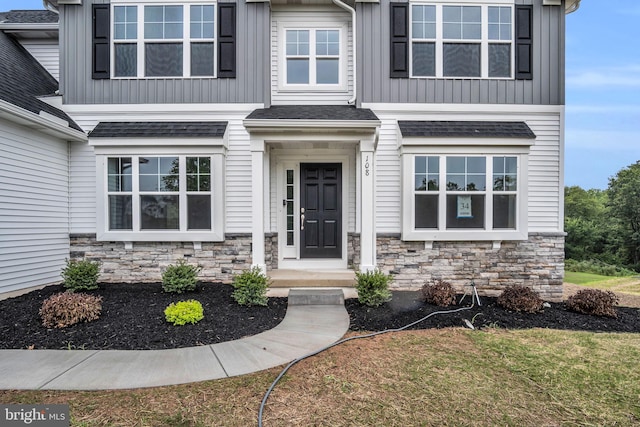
[{"xmin": 0, "ymin": 0, "xmax": 580, "ymax": 300}]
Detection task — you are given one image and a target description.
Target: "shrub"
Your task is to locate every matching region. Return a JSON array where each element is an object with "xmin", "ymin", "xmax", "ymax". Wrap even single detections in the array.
[
  {"xmin": 565, "ymin": 259, "xmax": 636, "ymax": 277},
  {"xmin": 497, "ymin": 285, "xmax": 544, "ymax": 313},
  {"xmin": 356, "ymin": 269, "xmax": 393, "ymax": 307},
  {"xmin": 40, "ymin": 292, "xmax": 103, "ymax": 328},
  {"xmin": 566, "ymin": 289, "xmax": 619, "ymax": 318},
  {"xmin": 231, "ymin": 266, "xmax": 269, "ymax": 306},
  {"xmin": 61, "ymin": 259, "xmax": 100, "ymax": 292},
  {"xmin": 162, "ymin": 260, "xmax": 202, "ymax": 294},
  {"xmin": 164, "ymin": 300, "xmax": 204, "ymax": 326},
  {"xmin": 421, "ymin": 279, "xmax": 456, "ymax": 307}
]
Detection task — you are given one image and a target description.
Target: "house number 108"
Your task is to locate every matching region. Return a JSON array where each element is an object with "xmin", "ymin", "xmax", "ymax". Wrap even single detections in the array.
[{"xmin": 364, "ymin": 155, "xmax": 370, "ymax": 176}]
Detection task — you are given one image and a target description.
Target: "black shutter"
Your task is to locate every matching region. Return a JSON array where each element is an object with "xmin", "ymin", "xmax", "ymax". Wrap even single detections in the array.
[
  {"xmin": 515, "ymin": 5, "xmax": 533, "ymax": 80},
  {"xmin": 92, "ymin": 4, "xmax": 110, "ymax": 79},
  {"xmin": 390, "ymin": 2, "xmax": 409, "ymax": 78},
  {"xmin": 218, "ymin": 3, "xmax": 236, "ymax": 78}
]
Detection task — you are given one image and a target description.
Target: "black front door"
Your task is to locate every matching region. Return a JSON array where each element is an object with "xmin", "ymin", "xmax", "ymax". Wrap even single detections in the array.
[{"xmin": 300, "ymin": 163, "xmax": 342, "ymax": 258}]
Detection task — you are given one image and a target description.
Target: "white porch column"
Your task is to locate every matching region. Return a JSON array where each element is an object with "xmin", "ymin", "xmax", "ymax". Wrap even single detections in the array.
[
  {"xmin": 250, "ymin": 138, "xmax": 266, "ymax": 272},
  {"xmin": 359, "ymin": 138, "xmax": 376, "ymax": 272}
]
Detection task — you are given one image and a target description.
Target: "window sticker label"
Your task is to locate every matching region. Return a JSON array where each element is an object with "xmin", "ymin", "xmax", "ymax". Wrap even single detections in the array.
[{"xmin": 457, "ymin": 195, "xmax": 473, "ymax": 218}]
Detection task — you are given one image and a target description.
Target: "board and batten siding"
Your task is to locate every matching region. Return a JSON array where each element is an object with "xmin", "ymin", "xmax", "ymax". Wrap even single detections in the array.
[
  {"xmin": 59, "ymin": 0, "xmax": 270, "ymax": 105},
  {"xmin": 66, "ymin": 105, "xmax": 257, "ymax": 235},
  {"xmin": 0, "ymin": 121, "xmax": 69, "ymax": 293},
  {"xmin": 357, "ymin": 0, "xmax": 565, "ymax": 106},
  {"xmin": 270, "ymin": 6, "xmax": 354, "ymax": 105},
  {"xmin": 369, "ymin": 105, "xmax": 563, "ymax": 234},
  {"xmin": 18, "ymin": 40, "xmax": 60, "ymax": 81}
]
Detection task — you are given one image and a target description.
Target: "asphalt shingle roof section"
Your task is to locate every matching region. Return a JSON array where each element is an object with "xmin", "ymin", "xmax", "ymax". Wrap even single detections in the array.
[
  {"xmin": 246, "ymin": 105, "xmax": 379, "ymax": 121},
  {"xmin": 88, "ymin": 122, "xmax": 228, "ymax": 138},
  {"xmin": 0, "ymin": 10, "xmax": 59, "ymax": 24},
  {"xmin": 0, "ymin": 30, "xmax": 81, "ymax": 131},
  {"xmin": 398, "ymin": 121, "xmax": 536, "ymax": 139}
]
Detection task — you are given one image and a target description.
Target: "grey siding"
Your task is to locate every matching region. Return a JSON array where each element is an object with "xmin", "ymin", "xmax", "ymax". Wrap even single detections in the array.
[
  {"xmin": 60, "ymin": 0, "xmax": 269, "ymax": 104},
  {"xmin": 357, "ymin": 0, "xmax": 565, "ymax": 105}
]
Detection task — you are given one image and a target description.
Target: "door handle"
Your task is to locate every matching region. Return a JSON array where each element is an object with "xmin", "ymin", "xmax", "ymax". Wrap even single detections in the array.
[{"xmin": 300, "ymin": 208, "xmax": 305, "ymax": 230}]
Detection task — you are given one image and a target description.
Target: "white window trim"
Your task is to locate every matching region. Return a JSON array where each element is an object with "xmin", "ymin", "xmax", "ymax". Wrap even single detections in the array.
[
  {"xmin": 111, "ymin": 1, "xmax": 217, "ymax": 79},
  {"xmin": 401, "ymin": 144, "xmax": 529, "ymax": 241},
  {"xmin": 409, "ymin": 2, "xmax": 515, "ymax": 79},
  {"xmin": 277, "ymin": 22, "xmax": 349, "ymax": 92},
  {"xmin": 92, "ymin": 142, "xmax": 226, "ymax": 242}
]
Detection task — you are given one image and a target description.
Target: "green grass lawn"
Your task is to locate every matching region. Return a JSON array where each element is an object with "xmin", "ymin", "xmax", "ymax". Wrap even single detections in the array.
[
  {"xmin": 2, "ymin": 329, "xmax": 639, "ymax": 426},
  {"xmin": 565, "ymin": 271, "xmax": 640, "ymax": 295}
]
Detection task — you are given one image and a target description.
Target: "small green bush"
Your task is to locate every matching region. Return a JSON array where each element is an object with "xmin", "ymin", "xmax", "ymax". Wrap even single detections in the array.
[
  {"xmin": 162, "ymin": 260, "xmax": 202, "ymax": 293},
  {"xmin": 40, "ymin": 292, "xmax": 103, "ymax": 328},
  {"xmin": 61, "ymin": 259, "xmax": 100, "ymax": 292},
  {"xmin": 164, "ymin": 300, "xmax": 204, "ymax": 326},
  {"xmin": 356, "ymin": 269, "xmax": 393, "ymax": 307},
  {"xmin": 566, "ymin": 289, "xmax": 619, "ymax": 318},
  {"xmin": 565, "ymin": 259, "xmax": 636, "ymax": 277},
  {"xmin": 497, "ymin": 285, "xmax": 544, "ymax": 313},
  {"xmin": 231, "ymin": 266, "xmax": 269, "ymax": 306},
  {"xmin": 422, "ymin": 279, "xmax": 456, "ymax": 307}
]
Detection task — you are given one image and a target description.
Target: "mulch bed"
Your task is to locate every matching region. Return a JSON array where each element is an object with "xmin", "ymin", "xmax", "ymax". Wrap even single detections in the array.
[{"xmin": 0, "ymin": 284, "xmax": 638, "ymax": 351}]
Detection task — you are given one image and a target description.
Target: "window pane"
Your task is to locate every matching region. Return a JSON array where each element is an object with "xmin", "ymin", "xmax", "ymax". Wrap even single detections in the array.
[
  {"xmin": 188, "ymin": 195, "xmax": 211, "ymax": 230},
  {"xmin": 446, "ymin": 195, "xmax": 485, "ymax": 229},
  {"xmin": 114, "ymin": 6, "xmax": 137, "ymax": 40},
  {"xmin": 467, "ymin": 157, "xmax": 485, "ymax": 173},
  {"xmin": 165, "ymin": 23, "xmax": 183, "ymax": 39},
  {"xmin": 412, "ymin": 5, "xmax": 436, "ymax": 39},
  {"xmin": 489, "ymin": 6, "xmax": 512, "ymax": 41},
  {"xmin": 489, "ymin": 44, "xmax": 511, "ymax": 77},
  {"xmin": 287, "ymin": 59, "xmax": 309, "ymax": 84},
  {"xmin": 286, "ymin": 30, "xmax": 309, "ymax": 55},
  {"xmin": 191, "ymin": 42, "xmax": 214, "ymax": 76},
  {"xmin": 109, "ymin": 195, "xmax": 132, "ymax": 230},
  {"xmin": 447, "ymin": 157, "xmax": 465, "ymax": 173},
  {"xmin": 115, "ymin": 44, "xmax": 137, "ymax": 77},
  {"xmin": 317, "ymin": 59, "xmax": 339, "ymax": 84},
  {"xmin": 415, "ymin": 195, "xmax": 438, "ymax": 229},
  {"xmin": 145, "ymin": 43, "xmax": 183, "ymax": 76},
  {"xmin": 443, "ymin": 6, "xmax": 480, "ymax": 40},
  {"xmin": 493, "ymin": 195, "xmax": 517, "ymax": 229},
  {"xmin": 140, "ymin": 195, "xmax": 179, "ymax": 229},
  {"xmin": 412, "ymin": 42, "xmax": 435, "ymax": 76},
  {"xmin": 443, "ymin": 43, "xmax": 480, "ymax": 77}
]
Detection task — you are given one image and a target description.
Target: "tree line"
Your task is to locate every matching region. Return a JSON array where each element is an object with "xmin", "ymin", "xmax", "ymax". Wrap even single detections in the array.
[{"xmin": 565, "ymin": 161, "xmax": 640, "ymax": 272}]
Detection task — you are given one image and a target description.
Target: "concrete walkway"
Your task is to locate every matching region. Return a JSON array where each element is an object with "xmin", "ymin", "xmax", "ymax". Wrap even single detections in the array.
[{"xmin": 0, "ymin": 290, "xmax": 350, "ymax": 390}]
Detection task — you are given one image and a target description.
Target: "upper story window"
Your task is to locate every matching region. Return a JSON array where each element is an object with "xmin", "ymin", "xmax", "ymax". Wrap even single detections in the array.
[
  {"xmin": 112, "ymin": 2, "xmax": 216, "ymax": 78},
  {"xmin": 278, "ymin": 22, "xmax": 347, "ymax": 91},
  {"xmin": 410, "ymin": 3, "xmax": 513, "ymax": 78}
]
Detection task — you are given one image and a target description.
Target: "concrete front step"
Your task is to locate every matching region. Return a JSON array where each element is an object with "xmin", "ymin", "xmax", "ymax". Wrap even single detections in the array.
[
  {"xmin": 269, "ymin": 269, "xmax": 356, "ymax": 288},
  {"xmin": 288, "ymin": 289, "xmax": 345, "ymax": 306}
]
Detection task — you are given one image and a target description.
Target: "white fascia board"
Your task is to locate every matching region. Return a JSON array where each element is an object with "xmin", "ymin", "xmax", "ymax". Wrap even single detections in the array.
[
  {"xmin": 62, "ymin": 103, "xmax": 263, "ymax": 116},
  {"xmin": 399, "ymin": 137, "xmax": 536, "ymax": 147},
  {"xmin": 0, "ymin": 23, "xmax": 58, "ymax": 31},
  {"xmin": 543, "ymin": 0, "xmax": 561, "ymax": 5},
  {"xmin": 362, "ymin": 103, "xmax": 564, "ymax": 115},
  {"xmin": 57, "ymin": 0, "xmax": 83, "ymax": 4},
  {"xmin": 0, "ymin": 100, "xmax": 87, "ymax": 142}
]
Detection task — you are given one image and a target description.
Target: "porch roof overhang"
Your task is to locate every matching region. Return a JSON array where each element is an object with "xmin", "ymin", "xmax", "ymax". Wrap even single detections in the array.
[
  {"xmin": 243, "ymin": 105, "xmax": 381, "ymax": 135},
  {"xmin": 398, "ymin": 120, "xmax": 536, "ymax": 138}
]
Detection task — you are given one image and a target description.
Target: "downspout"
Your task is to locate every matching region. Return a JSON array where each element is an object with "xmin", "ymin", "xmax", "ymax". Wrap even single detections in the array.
[
  {"xmin": 331, "ymin": 0, "xmax": 356, "ymax": 105},
  {"xmin": 42, "ymin": 0, "xmax": 59, "ymax": 14}
]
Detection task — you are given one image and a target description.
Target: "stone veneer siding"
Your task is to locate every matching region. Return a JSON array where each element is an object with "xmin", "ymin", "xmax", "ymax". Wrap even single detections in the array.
[
  {"xmin": 69, "ymin": 234, "xmax": 254, "ymax": 284},
  {"xmin": 374, "ymin": 232, "xmax": 565, "ymax": 301}
]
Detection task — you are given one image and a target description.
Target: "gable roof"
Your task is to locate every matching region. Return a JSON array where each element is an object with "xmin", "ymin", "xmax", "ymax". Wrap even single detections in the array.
[
  {"xmin": 398, "ymin": 121, "xmax": 536, "ymax": 139},
  {"xmin": 0, "ymin": 30, "xmax": 81, "ymax": 132},
  {"xmin": 88, "ymin": 121, "xmax": 228, "ymax": 138},
  {"xmin": 0, "ymin": 10, "xmax": 58, "ymax": 24},
  {"xmin": 246, "ymin": 105, "xmax": 379, "ymax": 121}
]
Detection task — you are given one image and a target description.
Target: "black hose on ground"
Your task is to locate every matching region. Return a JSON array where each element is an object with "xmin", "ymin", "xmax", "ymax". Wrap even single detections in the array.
[{"xmin": 258, "ymin": 283, "xmax": 482, "ymax": 427}]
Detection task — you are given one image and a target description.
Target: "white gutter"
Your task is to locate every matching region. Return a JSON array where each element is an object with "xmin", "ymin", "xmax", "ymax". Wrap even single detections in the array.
[
  {"xmin": 0, "ymin": 100, "xmax": 87, "ymax": 142},
  {"xmin": 331, "ymin": 0, "xmax": 357, "ymax": 105}
]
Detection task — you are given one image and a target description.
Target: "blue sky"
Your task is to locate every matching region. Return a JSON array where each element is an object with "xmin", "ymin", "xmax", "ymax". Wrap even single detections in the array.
[{"xmin": 4, "ymin": 0, "xmax": 639, "ymax": 190}]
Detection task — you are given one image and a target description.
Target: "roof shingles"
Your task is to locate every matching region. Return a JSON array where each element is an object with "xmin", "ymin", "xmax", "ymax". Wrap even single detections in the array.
[
  {"xmin": 88, "ymin": 121, "xmax": 228, "ymax": 138},
  {"xmin": 246, "ymin": 105, "xmax": 379, "ymax": 121},
  {"xmin": 398, "ymin": 121, "xmax": 536, "ymax": 139}
]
